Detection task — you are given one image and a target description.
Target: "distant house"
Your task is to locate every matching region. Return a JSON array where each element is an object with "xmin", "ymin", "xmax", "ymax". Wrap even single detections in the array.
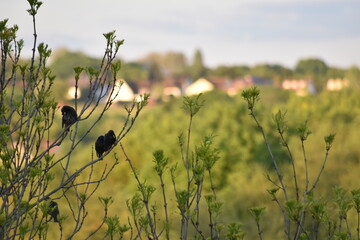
[
  {"xmin": 162, "ymin": 76, "xmax": 186, "ymax": 99},
  {"xmin": 209, "ymin": 77, "xmax": 230, "ymax": 90},
  {"xmin": 281, "ymin": 79, "xmax": 316, "ymax": 96},
  {"xmin": 243, "ymin": 75, "xmax": 272, "ymax": 85},
  {"xmin": 326, "ymin": 78, "xmax": 349, "ymax": 91},
  {"xmin": 218, "ymin": 75, "xmax": 272, "ymax": 96},
  {"xmin": 135, "ymin": 81, "xmax": 151, "ymax": 96},
  {"xmin": 163, "ymin": 87, "xmax": 182, "ymax": 97},
  {"xmin": 224, "ymin": 77, "xmax": 256, "ymax": 96},
  {"xmin": 185, "ymin": 78, "xmax": 215, "ymax": 96},
  {"xmin": 224, "ymin": 79, "xmax": 243, "ymax": 96},
  {"xmin": 110, "ymin": 79, "xmax": 135, "ymax": 102},
  {"xmin": 183, "ymin": 75, "xmax": 272, "ymax": 96}
]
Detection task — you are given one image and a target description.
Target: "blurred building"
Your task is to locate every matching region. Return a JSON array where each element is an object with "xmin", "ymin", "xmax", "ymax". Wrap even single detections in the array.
[
  {"xmin": 224, "ymin": 75, "xmax": 271, "ymax": 96},
  {"xmin": 162, "ymin": 76, "xmax": 188, "ymax": 99},
  {"xmin": 326, "ymin": 78, "xmax": 349, "ymax": 91},
  {"xmin": 109, "ymin": 79, "xmax": 135, "ymax": 102},
  {"xmin": 281, "ymin": 79, "xmax": 316, "ymax": 96},
  {"xmin": 185, "ymin": 78, "xmax": 214, "ymax": 96}
]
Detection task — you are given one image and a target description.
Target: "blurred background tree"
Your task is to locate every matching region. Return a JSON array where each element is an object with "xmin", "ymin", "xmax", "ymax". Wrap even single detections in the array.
[
  {"xmin": 346, "ymin": 65, "xmax": 360, "ymax": 88},
  {"xmin": 294, "ymin": 58, "xmax": 328, "ymax": 91},
  {"xmin": 190, "ymin": 49, "xmax": 207, "ymax": 80}
]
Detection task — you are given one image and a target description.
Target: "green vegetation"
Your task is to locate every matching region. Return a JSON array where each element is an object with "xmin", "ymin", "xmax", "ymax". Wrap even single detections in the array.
[
  {"xmin": 105, "ymin": 87, "xmax": 359, "ymax": 239},
  {"xmin": 0, "ymin": 0, "xmax": 147, "ymax": 239},
  {"xmin": 67, "ymin": 86, "xmax": 359, "ymax": 239},
  {"xmin": 43, "ymin": 85, "xmax": 355, "ymax": 239},
  {"xmin": 190, "ymin": 49, "xmax": 207, "ymax": 80}
]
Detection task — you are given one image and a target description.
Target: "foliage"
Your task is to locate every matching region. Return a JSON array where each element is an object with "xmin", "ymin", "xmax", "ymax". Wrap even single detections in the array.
[
  {"xmin": 346, "ymin": 66, "xmax": 360, "ymax": 88},
  {"xmin": 50, "ymin": 49, "xmax": 101, "ymax": 80},
  {"xmin": 114, "ymin": 94, "xmax": 244, "ymax": 239},
  {"xmin": 90, "ymin": 85, "xmax": 358, "ymax": 238},
  {"xmin": 208, "ymin": 65, "xmax": 250, "ymax": 79},
  {"xmin": 241, "ymin": 86, "xmax": 359, "ymax": 240},
  {"xmin": 0, "ymin": 1, "xmax": 147, "ymax": 239},
  {"xmin": 295, "ymin": 58, "xmax": 328, "ymax": 90},
  {"xmin": 190, "ymin": 49, "xmax": 207, "ymax": 80},
  {"xmin": 94, "ymin": 86, "xmax": 359, "ymax": 239},
  {"xmin": 140, "ymin": 51, "xmax": 188, "ymax": 77},
  {"xmin": 251, "ymin": 64, "xmax": 292, "ymax": 85},
  {"xmin": 119, "ymin": 62, "xmax": 149, "ymax": 82}
]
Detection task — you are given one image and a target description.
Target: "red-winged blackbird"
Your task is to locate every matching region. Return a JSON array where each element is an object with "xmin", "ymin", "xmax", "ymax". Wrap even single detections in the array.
[
  {"xmin": 49, "ymin": 200, "xmax": 59, "ymax": 223},
  {"xmin": 104, "ymin": 130, "xmax": 116, "ymax": 151},
  {"xmin": 95, "ymin": 135, "xmax": 106, "ymax": 158},
  {"xmin": 61, "ymin": 105, "xmax": 78, "ymax": 132},
  {"xmin": 95, "ymin": 130, "xmax": 116, "ymax": 158}
]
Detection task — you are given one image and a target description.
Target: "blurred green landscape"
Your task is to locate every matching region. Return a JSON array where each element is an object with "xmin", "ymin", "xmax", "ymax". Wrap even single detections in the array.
[{"xmin": 46, "ymin": 47, "xmax": 360, "ymax": 238}]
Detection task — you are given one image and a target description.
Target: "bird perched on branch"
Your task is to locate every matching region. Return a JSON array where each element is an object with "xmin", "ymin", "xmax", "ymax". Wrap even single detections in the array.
[
  {"xmin": 61, "ymin": 105, "xmax": 78, "ymax": 132},
  {"xmin": 95, "ymin": 130, "xmax": 116, "ymax": 157},
  {"xmin": 49, "ymin": 200, "xmax": 59, "ymax": 223}
]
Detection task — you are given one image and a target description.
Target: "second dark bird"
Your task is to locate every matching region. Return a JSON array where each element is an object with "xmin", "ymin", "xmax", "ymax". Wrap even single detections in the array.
[
  {"xmin": 61, "ymin": 105, "xmax": 78, "ymax": 132},
  {"xmin": 95, "ymin": 130, "xmax": 116, "ymax": 157},
  {"xmin": 49, "ymin": 200, "xmax": 60, "ymax": 223}
]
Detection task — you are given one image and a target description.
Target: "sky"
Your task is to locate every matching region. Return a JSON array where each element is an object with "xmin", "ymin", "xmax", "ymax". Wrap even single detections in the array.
[{"xmin": 1, "ymin": 0, "xmax": 360, "ymax": 68}]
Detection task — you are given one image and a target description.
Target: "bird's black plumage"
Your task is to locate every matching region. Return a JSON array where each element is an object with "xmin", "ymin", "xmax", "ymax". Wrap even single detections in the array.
[
  {"xmin": 95, "ymin": 130, "xmax": 116, "ymax": 158},
  {"xmin": 61, "ymin": 105, "xmax": 78, "ymax": 131},
  {"xmin": 104, "ymin": 130, "xmax": 116, "ymax": 151},
  {"xmin": 95, "ymin": 135, "xmax": 106, "ymax": 158},
  {"xmin": 49, "ymin": 200, "xmax": 59, "ymax": 223}
]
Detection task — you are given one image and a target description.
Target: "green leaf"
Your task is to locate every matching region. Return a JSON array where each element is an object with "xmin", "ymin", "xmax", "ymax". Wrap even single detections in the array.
[
  {"xmin": 324, "ymin": 133, "xmax": 336, "ymax": 151},
  {"xmin": 153, "ymin": 150, "xmax": 169, "ymax": 175},
  {"xmin": 226, "ymin": 222, "xmax": 245, "ymax": 240},
  {"xmin": 249, "ymin": 207, "xmax": 266, "ymax": 223},
  {"xmin": 273, "ymin": 110, "xmax": 287, "ymax": 134},
  {"xmin": 241, "ymin": 86, "xmax": 260, "ymax": 110},
  {"xmin": 297, "ymin": 120, "xmax": 312, "ymax": 141},
  {"xmin": 182, "ymin": 94, "xmax": 204, "ymax": 117}
]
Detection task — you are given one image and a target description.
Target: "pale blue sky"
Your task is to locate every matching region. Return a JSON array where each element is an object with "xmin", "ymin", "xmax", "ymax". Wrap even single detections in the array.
[{"xmin": 2, "ymin": 0, "xmax": 359, "ymax": 68}]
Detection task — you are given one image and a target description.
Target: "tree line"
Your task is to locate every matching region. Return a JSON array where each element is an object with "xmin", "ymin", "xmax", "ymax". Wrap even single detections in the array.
[{"xmin": 48, "ymin": 48, "xmax": 360, "ymax": 92}]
